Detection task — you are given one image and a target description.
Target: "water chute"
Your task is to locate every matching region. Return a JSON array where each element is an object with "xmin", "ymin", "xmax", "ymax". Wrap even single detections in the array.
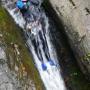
[
  {"xmin": 2, "ymin": 0, "xmax": 66, "ymax": 89},
  {"xmin": 41, "ymin": 63, "xmax": 47, "ymax": 71}
]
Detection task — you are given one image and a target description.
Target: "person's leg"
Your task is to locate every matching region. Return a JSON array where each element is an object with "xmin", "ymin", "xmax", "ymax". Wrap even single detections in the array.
[{"xmin": 20, "ymin": 7, "xmax": 28, "ymax": 17}]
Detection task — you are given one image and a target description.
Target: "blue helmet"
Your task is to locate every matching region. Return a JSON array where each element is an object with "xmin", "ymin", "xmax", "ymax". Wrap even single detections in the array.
[{"xmin": 16, "ymin": 0, "xmax": 24, "ymax": 9}]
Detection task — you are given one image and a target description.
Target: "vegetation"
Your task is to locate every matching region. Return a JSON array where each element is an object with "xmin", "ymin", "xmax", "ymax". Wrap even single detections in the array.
[{"xmin": 0, "ymin": 7, "xmax": 44, "ymax": 90}]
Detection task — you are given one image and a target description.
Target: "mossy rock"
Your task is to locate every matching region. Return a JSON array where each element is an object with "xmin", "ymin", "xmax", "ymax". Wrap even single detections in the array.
[{"xmin": 0, "ymin": 7, "xmax": 44, "ymax": 90}]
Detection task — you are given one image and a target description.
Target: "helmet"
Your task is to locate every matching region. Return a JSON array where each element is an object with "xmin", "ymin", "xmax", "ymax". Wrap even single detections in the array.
[{"xmin": 16, "ymin": 0, "xmax": 24, "ymax": 9}]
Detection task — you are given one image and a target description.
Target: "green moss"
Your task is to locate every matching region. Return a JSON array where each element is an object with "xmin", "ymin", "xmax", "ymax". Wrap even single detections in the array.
[
  {"xmin": 0, "ymin": 7, "xmax": 44, "ymax": 90},
  {"xmin": 83, "ymin": 53, "xmax": 90, "ymax": 62},
  {"xmin": 68, "ymin": 60, "xmax": 90, "ymax": 90}
]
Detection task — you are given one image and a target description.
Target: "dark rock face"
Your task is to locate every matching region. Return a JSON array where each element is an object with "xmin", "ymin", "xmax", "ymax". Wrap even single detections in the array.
[
  {"xmin": 43, "ymin": 0, "xmax": 90, "ymax": 90},
  {"xmin": 43, "ymin": 0, "xmax": 90, "ymax": 80}
]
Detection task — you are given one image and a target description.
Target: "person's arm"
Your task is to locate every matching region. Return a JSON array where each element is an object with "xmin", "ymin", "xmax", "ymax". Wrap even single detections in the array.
[{"xmin": 14, "ymin": 7, "xmax": 20, "ymax": 13}]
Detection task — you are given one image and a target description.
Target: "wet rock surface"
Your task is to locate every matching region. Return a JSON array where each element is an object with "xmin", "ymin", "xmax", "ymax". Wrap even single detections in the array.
[
  {"xmin": 45, "ymin": 0, "xmax": 90, "ymax": 78},
  {"xmin": 0, "ymin": 5, "xmax": 42, "ymax": 89},
  {"xmin": 43, "ymin": 0, "xmax": 90, "ymax": 90},
  {"xmin": 0, "ymin": 43, "xmax": 36, "ymax": 90},
  {"xmin": 0, "ymin": 47, "xmax": 17, "ymax": 90}
]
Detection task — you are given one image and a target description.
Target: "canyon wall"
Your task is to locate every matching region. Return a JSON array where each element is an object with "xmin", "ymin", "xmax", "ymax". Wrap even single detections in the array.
[{"xmin": 44, "ymin": 0, "xmax": 90, "ymax": 79}]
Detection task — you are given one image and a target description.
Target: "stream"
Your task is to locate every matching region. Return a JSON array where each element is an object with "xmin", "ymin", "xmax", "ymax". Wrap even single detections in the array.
[{"xmin": 2, "ymin": 0, "xmax": 66, "ymax": 90}]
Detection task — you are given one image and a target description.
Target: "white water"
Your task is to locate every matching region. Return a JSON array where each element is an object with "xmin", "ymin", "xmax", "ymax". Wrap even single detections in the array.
[{"xmin": 2, "ymin": 0, "xmax": 66, "ymax": 90}]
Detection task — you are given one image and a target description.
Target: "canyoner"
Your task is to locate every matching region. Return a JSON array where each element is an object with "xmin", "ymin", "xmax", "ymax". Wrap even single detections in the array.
[
  {"xmin": 15, "ymin": 0, "xmax": 56, "ymax": 69},
  {"xmin": 15, "ymin": 0, "xmax": 41, "ymax": 35},
  {"xmin": 2, "ymin": 0, "xmax": 66, "ymax": 90}
]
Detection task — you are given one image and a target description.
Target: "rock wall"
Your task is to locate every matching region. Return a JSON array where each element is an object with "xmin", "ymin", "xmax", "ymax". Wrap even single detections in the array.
[
  {"xmin": 0, "ymin": 7, "xmax": 44, "ymax": 90},
  {"xmin": 44, "ymin": 0, "xmax": 90, "ymax": 79}
]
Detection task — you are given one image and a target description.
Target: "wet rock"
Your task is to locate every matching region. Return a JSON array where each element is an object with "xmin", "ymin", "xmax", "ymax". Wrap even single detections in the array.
[
  {"xmin": 0, "ymin": 34, "xmax": 3, "ymax": 38},
  {"xmin": 0, "ymin": 47, "xmax": 18, "ymax": 90},
  {"xmin": 0, "ymin": 4, "xmax": 43, "ymax": 89},
  {"xmin": 44, "ymin": 0, "xmax": 90, "ymax": 80},
  {"xmin": 0, "ymin": 46, "xmax": 36, "ymax": 90},
  {"xmin": 14, "ymin": 44, "xmax": 20, "ymax": 55},
  {"xmin": 0, "ymin": 47, "xmax": 6, "ymax": 60}
]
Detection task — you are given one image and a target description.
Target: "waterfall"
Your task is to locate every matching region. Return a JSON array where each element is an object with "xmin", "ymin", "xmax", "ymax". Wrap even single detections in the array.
[{"xmin": 2, "ymin": 0, "xmax": 66, "ymax": 90}]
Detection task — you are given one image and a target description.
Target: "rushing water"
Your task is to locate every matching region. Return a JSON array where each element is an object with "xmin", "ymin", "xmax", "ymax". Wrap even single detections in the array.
[{"xmin": 2, "ymin": 0, "xmax": 66, "ymax": 90}]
